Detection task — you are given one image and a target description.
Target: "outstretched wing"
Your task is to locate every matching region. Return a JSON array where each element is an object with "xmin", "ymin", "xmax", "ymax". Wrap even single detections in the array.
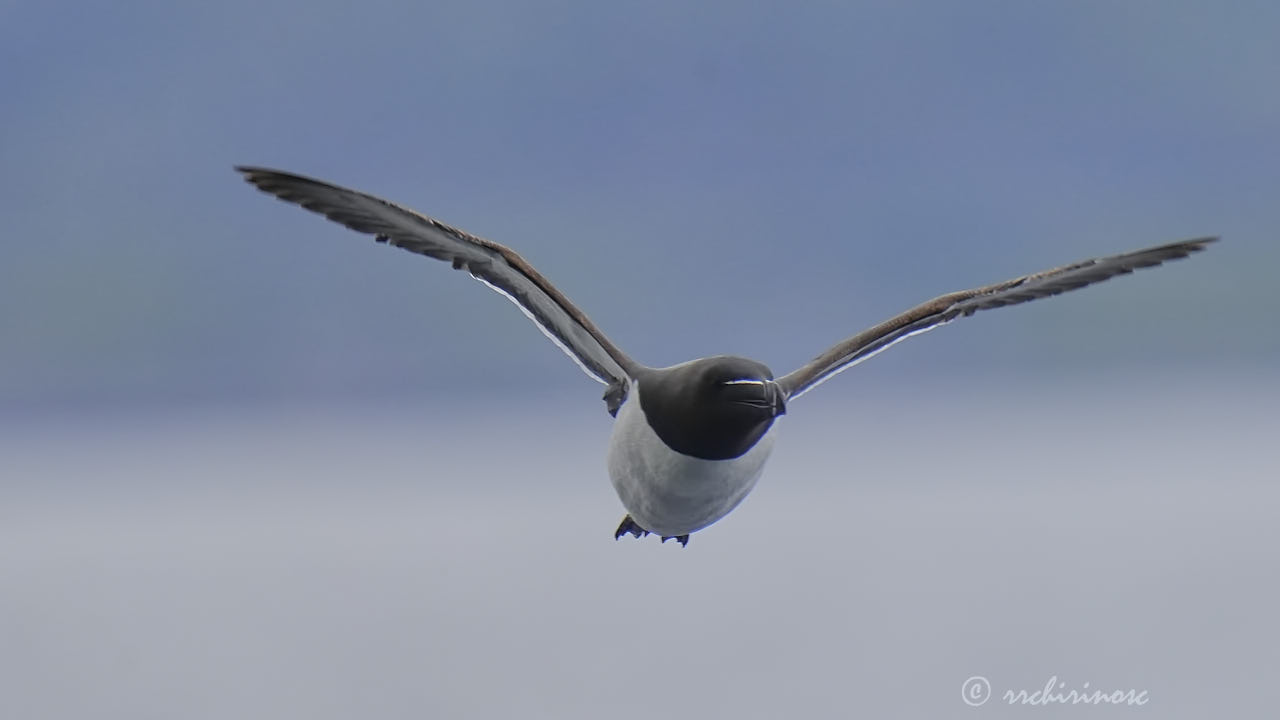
[
  {"xmin": 237, "ymin": 167, "xmax": 641, "ymax": 402},
  {"xmin": 777, "ymin": 237, "xmax": 1217, "ymax": 399}
]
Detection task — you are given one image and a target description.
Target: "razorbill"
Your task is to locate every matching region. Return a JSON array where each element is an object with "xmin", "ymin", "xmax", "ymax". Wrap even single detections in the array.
[{"xmin": 236, "ymin": 167, "xmax": 1216, "ymax": 547}]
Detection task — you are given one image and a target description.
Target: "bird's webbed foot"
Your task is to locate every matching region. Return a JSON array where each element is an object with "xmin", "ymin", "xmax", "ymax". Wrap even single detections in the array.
[
  {"xmin": 614, "ymin": 515, "xmax": 650, "ymax": 540},
  {"xmin": 614, "ymin": 516, "xmax": 689, "ymax": 547}
]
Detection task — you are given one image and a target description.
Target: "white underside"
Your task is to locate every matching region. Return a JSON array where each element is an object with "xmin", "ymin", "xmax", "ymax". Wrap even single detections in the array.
[{"xmin": 606, "ymin": 382, "xmax": 776, "ymax": 537}]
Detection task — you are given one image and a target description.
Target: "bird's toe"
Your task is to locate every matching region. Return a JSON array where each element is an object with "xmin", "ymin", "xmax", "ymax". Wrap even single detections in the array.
[{"xmin": 614, "ymin": 515, "xmax": 649, "ymax": 540}]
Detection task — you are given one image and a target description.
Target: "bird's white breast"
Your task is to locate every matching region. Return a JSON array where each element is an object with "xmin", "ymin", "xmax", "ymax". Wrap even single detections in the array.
[{"xmin": 606, "ymin": 381, "xmax": 775, "ymax": 537}]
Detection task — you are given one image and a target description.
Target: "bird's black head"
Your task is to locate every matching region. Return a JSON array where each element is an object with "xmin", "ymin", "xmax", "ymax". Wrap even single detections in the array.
[{"xmin": 635, "ymin": 356, "xmax": 786, "ymax": 460}]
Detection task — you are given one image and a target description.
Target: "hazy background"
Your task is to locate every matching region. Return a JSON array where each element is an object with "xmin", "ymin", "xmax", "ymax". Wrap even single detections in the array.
[{"xmin": 2, "ymin": 1, "xmax": 1277, "ymax": 717}]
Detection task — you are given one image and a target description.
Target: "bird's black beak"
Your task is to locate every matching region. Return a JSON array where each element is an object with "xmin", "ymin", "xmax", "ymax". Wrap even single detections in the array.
[
  {"xmin": 768, "ymin": 380, "xmax": 787, "ymax": 417},
  {"xmin": 724, "ymin": 378, "xmax": 787, "ymax": 417}
]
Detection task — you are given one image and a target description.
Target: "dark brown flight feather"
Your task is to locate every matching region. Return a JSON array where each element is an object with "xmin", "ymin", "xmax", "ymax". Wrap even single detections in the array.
[
  {"xmin": 236, "ymin": 166, "xmax": 640, "ymax": 411},
  {"xmin": 776, "ymin": 236, "xmax": 1218, "ymax": 399}
]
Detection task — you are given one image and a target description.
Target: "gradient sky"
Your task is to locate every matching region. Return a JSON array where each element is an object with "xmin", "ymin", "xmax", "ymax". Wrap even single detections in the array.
[
  {"xmin": 3, "ymin": 4, "xmax": 1279, "ymax": 718},
  {"xmin": 4, "ymin": 379, "xmax": 1277, "ymax": 718},
  {"xmin": 2, "ymin": 0, "xmax": 1276, "ymax": 410}
]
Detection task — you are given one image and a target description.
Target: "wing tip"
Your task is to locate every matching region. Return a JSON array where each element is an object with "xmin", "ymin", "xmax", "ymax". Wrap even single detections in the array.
[
  {"xmin": 1173, "ymin": 235, "xmax": 1220, "ymax": 255},
  {"xmin": 234, "ymin": 165, "xmax": 286, "ymax": 191},
  {"xmin": 234, "ymin": 166, "xmax": 326, "ymax": 192},
  {"xmin": 233, "ymin": 164, "xmax": 270, "ymax": 180}
]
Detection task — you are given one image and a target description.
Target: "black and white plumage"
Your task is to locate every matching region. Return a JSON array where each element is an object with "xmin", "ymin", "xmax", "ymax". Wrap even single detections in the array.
[{"xmin": 237, "ymin": 166, "xmax": 1216, "ymax": 547}]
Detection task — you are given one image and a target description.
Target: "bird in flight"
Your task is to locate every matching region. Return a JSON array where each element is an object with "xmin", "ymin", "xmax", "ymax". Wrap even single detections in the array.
[{"xmin": 237, "ymin": 167, "xmax": 1216, "ymax": 547}]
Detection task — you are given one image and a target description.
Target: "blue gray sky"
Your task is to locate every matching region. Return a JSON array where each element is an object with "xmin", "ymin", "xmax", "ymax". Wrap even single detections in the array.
[
  {"xmin": 4, "ymin": 379, "xmax": 1278, "ymax": 718},
  {"xmin": 2, "ymin": 3, "xmax": 1279, "ymax": 718},
  {"xmin": 2, "ymin": 0, "xmax": 1276, "ymax": 409}
]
